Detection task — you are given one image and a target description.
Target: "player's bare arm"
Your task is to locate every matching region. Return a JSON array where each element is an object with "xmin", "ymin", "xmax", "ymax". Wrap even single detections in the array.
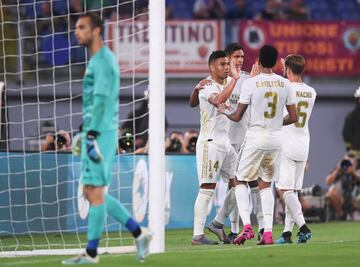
[
  {"xmin": 218, "ymin": 102, "xmax": 248, "ymax": 122},
  {"xmin": 209, "ymin": 58, "xmax": 240, "ymax": 107},
  {"xmin": 283, "ymin": 104, "xmax": 298, "ymax": 125},
  {"xmin": 189, "ymin": 79, "xmax": 212, "ymax": 107}
]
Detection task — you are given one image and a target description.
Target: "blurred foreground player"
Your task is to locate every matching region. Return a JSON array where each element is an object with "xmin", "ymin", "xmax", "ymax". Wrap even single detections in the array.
[{"xmin": 62, "ymin": 13, "xmax": 151, "ymax": 265}]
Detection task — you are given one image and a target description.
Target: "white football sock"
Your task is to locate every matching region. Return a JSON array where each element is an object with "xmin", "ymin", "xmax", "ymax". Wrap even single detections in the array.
[
  {"xmin": 283, "ymin": 191, "xmax": 306, "ymax": 228},
  {"xmin": 234, "ymin": 184, "xmax": 251, "ymax": 226},
  {"xmin": 215, "ymin": 188, "xmax": 236, "ymax": 225},
  {"xmin": 260, "ymin": 187, "xmax": 274, "ymax": 232},
  {"xmin": 283, "ymin": 204, "xmax": 295, "ymax": 233},
  {"xmin": 250, "ymin": 186, "xmax": 264, "ymax": 230},
  {"xmin": 193, "ymin": 189, "xmax": 214, "ymax": 236},
  {"xmin": 229, "ymin": 204, "xmax": 239, "ymax": 234}
]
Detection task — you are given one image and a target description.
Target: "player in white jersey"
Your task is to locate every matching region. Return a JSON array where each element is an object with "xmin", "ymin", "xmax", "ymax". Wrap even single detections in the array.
[
  {"xmin": 189, "ymin": 43, "xmax": 264, "ymax": 244},
  {"xmin": 275, "ymin": 54, "xmax": 316, "ymax": 244},
  {"xmin": 219, "ymin": 45, "xmax": 298, "ymax": 245},
  {"xmin": 192, "ymin": 50, "xmax": 240, "ymax": 245}
]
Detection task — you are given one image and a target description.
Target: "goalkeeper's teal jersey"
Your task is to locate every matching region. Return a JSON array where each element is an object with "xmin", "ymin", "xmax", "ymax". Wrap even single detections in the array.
[{"xmin": 82, "ymin": 46, "xmax": 119, "ymax": 132}]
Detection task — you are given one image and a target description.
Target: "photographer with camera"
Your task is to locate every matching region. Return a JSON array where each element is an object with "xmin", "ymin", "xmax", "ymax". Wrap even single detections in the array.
[
  {"xmin": 41, "ymin": 130, "xmax": 71, "ymax": 152},
  {"xmin": 326, "ymin": 152, "xmax": 360, "ymax": 220},
  {"xmin": 165, "ymin": 131, "xmax": 187, "ymax": 153},
  {"xmin": 183, "ymin": 130, "xmax": 199, "ymax": 154}
]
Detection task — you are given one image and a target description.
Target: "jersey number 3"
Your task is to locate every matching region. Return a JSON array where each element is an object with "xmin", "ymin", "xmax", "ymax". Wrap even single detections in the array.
[{"xmin": 264, "ymin": 91, "xmax": 278, "ymax": 119}]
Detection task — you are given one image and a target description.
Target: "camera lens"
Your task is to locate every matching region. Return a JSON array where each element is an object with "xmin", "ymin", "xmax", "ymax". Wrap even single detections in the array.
[
  {"xmin": 119, "ymin": 132, "xmax": 134, "ymax": 152},
  {"xmin": 167, "ymin": 138, "xmax": 182, "ymax": 152},
  {"xmin": 187, "ymin": 136, "xmax": 198, "ymax": 153},
  {"xmin": 340, "ymin": 159, "xmax": 352, "ymax": 171},
  {"xmin": 56, "ymin": 134, "xmax": 67, "ymax": 147}
]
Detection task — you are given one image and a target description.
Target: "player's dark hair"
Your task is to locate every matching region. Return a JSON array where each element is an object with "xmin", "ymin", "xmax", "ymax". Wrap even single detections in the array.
[
  {"xmin": 208, "ymin": 50, "xmax": 227, "ymax": 66},
  {"xmin": 259, "ymin": 45, "xmax": 278, "ymax": 68},
  {"xmin": 224, "ymin": 43, "xmax": 243, "ymax": 57},
  {"xmin": 284, "ymin": 54, "xmax": 306, "ymax": 75},
  {"xmin": 79, "ymin": 12, "xmax": 104, "ymax": 34}
]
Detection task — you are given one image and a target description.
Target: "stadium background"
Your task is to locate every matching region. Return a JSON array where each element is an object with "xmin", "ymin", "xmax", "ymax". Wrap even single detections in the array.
[{"xmin": 1, "ymin": 0, "xmax": 359, "ymax": 189}]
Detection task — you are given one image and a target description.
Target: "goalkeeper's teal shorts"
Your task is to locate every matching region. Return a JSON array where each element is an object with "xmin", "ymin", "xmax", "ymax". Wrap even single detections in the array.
[{"xmin": 81, "ymin": 130, "xmax": 117, "ymax": 186}]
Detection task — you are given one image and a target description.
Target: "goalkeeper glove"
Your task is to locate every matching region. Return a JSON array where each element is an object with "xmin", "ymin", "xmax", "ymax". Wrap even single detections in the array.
[{"xmin": 86, "ymin": 130, "xmax": 103, "ymax": 162}]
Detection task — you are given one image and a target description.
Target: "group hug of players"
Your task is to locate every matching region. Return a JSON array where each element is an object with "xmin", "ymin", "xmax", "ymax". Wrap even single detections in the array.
[{"xmin": 189, "ymin": 43, "xmax": 316, "ymax": 245}]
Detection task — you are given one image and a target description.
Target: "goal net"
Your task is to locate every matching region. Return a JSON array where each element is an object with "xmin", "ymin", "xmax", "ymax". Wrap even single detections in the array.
[{"xmin": 0, "ymin": 0, "xmax": 162, "ymax": 256}]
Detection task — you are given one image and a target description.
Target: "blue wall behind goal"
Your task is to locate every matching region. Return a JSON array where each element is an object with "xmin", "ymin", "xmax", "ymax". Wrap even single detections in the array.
[{"xmin": 0, "ymin": 154, "xmax": 222, "ymax": 235}]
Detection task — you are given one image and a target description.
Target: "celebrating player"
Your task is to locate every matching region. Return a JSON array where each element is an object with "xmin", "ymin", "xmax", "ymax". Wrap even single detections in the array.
[
  {"xmin": 192, "ymin": 50, "xmax": 240, "ymax": 245},
  {"xmin": 62, "ymin": 13, "xmax": 151, "ymax": 264},
  {"xmin": 275, "ymin": 54, "xmax": 316, "ymax": 244},
  {"xmin": 189, "ymin": 43, "xmax": 264, "ymax": 243},
  {"xmin": 219, "ymin": 45, "xmax": 298, "ymax": 245}
]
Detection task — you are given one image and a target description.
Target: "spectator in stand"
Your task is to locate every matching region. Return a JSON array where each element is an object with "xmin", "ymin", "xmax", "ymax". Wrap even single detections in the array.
[
  {"xmin": 193, "ymin": 0, "xmax": 227, "ymax": 19},
  {"xmin": 36, "ymin": 0, "xmax": 68, "ymax": 35},
  {"xmin": 284, "ymin": 0, "xmax": 309, "ymax": 20},
  {"xmin": 227, "ymin": 0, "xmax": 253, "ymax": 20},
  {"xmin": 41, "ymin": 130, "xmax": 71, "ymax": 152},
  {"xmin": 343, "ymin": 87, "xmax": 360, "ymax": 165},
  {"xmin": 254, "ymin": 0, "xmax": 285, "ymax": 21}
]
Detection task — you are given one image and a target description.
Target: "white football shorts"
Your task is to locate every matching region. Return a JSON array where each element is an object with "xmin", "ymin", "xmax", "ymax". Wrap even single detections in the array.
[
  {"xmin": 236, "ymin": 140, "xmax": 281, "ymax": 183},
  {"xmin": 196, "ymin": 140, "xmax": 237, "ymax": 185},
  {"xmin": 276, "ymin": 154, "xmax": 306, "ymax": 191}
]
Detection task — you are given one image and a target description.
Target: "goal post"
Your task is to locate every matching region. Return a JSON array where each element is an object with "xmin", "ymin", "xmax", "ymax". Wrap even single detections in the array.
[{"xmin": 148, "ymin": 0, "xmax": 166, "ymax": 254}]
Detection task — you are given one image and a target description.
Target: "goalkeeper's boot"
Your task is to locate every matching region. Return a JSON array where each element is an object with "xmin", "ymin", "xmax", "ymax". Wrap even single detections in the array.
[
  {"xmin": 62, "ymin": 253, "xmax": 99, "ymax": 265},
  {"xmin": 275, "ymin": 231, "xmax": 293, "ymax": 244},
  {"xmin": 207, "ymin": 221, "xmax": 231, "ymax": 244},
  {"xmin": 257, "ymin": 231, "xmax": 274, "ymax": 245},
  {"xmin": 297, "ymin": 231, "xmax": 312, "ymax": 244},
  {"xmin": 192, "ymin": 235, "xmax": 219, "ymax": 245},
  {"xmin": 227, "ymin": 232, "xmax": 239, "ymax": 244},
  {"xmin": 135, "ymin": 227, "xmax": 152, "ymax": 263},
  {"xmin": 233, "ymin": 224, "xmax": 254, "ymax": 245}
]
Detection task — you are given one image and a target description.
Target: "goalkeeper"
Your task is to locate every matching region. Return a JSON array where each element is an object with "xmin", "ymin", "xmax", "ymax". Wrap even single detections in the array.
[{"xmin": 62, "ymin": 13, "xmax": 151, "ymax": 265}]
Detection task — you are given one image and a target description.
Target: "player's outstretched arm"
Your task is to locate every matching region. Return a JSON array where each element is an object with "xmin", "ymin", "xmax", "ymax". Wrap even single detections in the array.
[
  {"xmin": 283, "ymin": 104, "xmax": 298, "ymax": 125},
  {"xmin": 189, "ymin": 79, "xmax": 212, "ymax": 107},
  {"xmin": 218, "ymin": 102, "xmax": 248, "ymax": 122}
]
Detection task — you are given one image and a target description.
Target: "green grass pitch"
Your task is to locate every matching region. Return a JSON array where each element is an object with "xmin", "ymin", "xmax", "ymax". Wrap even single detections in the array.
[{"xmin": 1, "ymin": 222, "xmax": 359, "ymax": 267}]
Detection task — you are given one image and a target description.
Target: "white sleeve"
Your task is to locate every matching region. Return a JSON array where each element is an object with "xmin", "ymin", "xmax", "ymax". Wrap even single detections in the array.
[
  {"xmin": 199, "ymin": 84, "xmax": 218, "ymax": 102},
  {"xmin": 238, "ymin": 80, "xmax": 251, "ymax": 104},
  {"xmin": 285, "ymin": 80, "xmax": 295, "ymax": 105}
]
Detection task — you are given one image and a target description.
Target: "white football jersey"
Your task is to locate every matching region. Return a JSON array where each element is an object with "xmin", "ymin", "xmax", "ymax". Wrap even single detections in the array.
[
  {"xmin": 227, "ymin": 71, "xmax": 250, "ymax": 146},
  {"xmin": 281, "ymin": 82, "xmax": 317, "ymax": 161},
  {"xmin": 198, "ymin": 78, "xmax": 232, "ymax": 150},
  {"xmin": 239, "ymin": 73, "xmax": 295, "ymax": 149}
]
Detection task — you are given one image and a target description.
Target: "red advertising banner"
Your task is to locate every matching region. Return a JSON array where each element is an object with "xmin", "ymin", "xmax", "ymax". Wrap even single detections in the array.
[
  {"xmin": 106, "ymin": 20, "xmax": 223, "ymax": 78},
  {"xmin": 238, "ymin": 21, "xmax": 360, "ymax": 77}
]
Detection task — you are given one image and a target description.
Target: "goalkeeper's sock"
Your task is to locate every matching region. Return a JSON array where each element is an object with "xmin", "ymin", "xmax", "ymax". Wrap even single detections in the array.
[
  {"xmin": 283, "ymin": 191, "xmax": 306, "ymax": 229},
  {"xmin": 105, "ymin": 194, "xmax": 131, "ymax": 224},
  {"xmin": 260, "ymin": 187, "xmax": 274, "ymax": 232},
  {"xmin": 87, "ymin": 203, "xmax": 106, "ymax": 257},
  {"xmin": 105, "ymin": 194, "xmax": 141, "ymax": 238},
  {"xmin": 234, "ymin": 184, "xmax": 251, "ymax": 226},
  {"xmin": 193, "ymin": 189, "xmax": 214, "ymax": 236},
  {"xmin": 250, "ymin": 186, "xmax": 264, "ymax": 230},
  {"xmin": 214, "ymin": 188, "xmax": 236, "ymax": 225}
]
